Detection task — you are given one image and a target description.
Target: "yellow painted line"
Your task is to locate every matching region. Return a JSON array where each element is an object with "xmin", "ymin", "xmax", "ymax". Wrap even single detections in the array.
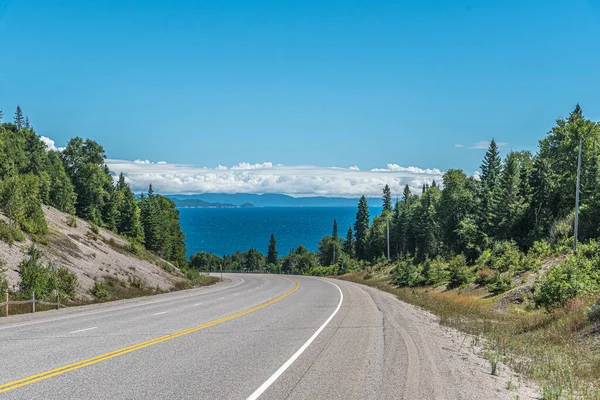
[{"xmin": 0, "ymin": 279, "xmax": 300, "ymax": 394}]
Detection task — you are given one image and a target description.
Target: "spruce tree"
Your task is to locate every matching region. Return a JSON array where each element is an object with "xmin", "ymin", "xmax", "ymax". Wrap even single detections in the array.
[
  {"xmin": 402, "ymin": 185, "xmax": 411, "ymax": 209},
  {"xmin": 479, "ymin": 139, "xmax": 502, "ymax": 235},
  {"xmin": 332, "ymin": 219, "xmax": 338, "ymax": 240},
  {"xmin": 382, "ymin": 184, "xmax": 392, "ymax": 212},
  {"xmin": 267, "ymin": 234, "xmax": 278, "ymax": 265},
  {"xmin": 0, "ymin": 109, "xmax": 3, "ymax": 123},
  {"xmin": 354, "ymin": 196, "xmax": 370, "ymax": 260},
  {"xmin": 14, "ymin": 106, "xmax": 24, "ymax": 130},
  {"xmin": 343, "ymin": 227, "xmax": 354, "ymax": 257},
  {"xmin": 140, "ymin": 185, "xmax": 161, "ymax": 251},
  {"xmin": 24, "ymin": 116, "xmax": 31, "ymax": 130},
  {"xmin": 431, "ymin": 179, "xmax": 437, "ymax": 188}
]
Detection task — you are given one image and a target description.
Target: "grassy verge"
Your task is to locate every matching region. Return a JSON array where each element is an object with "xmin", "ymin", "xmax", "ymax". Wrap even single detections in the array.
[{"xmin": 339, "ymin": 269, "xmax": 600, "ymax": 399}]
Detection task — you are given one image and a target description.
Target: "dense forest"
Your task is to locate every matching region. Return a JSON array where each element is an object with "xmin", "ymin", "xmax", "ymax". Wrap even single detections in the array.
[
  {"xmin": 0, "ymin": 106, "xmax": 187, "ymax": 298},
  {"xmin": 190, "ymin": 105, "xmax": 600, "ymax": 310}
]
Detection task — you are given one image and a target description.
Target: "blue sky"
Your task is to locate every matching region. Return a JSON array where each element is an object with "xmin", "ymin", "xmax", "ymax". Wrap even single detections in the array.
[{"xmin": 1, "ymin": 0, "xmax": 600, "ymax": 195}]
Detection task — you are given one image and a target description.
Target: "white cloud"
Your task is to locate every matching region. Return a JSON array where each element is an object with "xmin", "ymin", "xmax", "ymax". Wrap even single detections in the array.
[
  {"xmin": 472, "ymin": 171, "xmax": 481, "ymax": 181},
  {"xmin": 105, "ymin": 159, "xmax": 444, "ymax": 197},
  {"xmin": 468, "ymin": 141, "xmax": 508, "ymax": 150},
  {"xmin": 348, "ymin": 166, "xmax": 360, "ymax": 170},
  {"xmin": 133, "ymin": 159, "xmax": 152, "ymax": 164},
  {"xmin": 40, "ymin": 136, "xmax": 65, "ymax": 152},
  {"xmin": 370, "ymin": 164, "xmax": 442, "ymax": 175}
]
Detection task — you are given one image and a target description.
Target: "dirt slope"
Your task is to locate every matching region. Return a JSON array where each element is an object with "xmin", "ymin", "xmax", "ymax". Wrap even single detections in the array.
[{"xmin": 0, "ymin": 205, "xmax": 185, "ymax": 298}]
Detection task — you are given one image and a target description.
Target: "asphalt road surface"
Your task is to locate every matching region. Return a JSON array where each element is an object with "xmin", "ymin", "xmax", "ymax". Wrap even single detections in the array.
[{"xmin": 0, "ymin": 274, "xmax": 536, "ymax": 399}]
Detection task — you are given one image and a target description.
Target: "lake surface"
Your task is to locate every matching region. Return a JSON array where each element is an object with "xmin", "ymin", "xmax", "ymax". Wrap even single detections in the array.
[{"xmin": 179, "ymin": 206, "xmax": 382, "ymax": 257}]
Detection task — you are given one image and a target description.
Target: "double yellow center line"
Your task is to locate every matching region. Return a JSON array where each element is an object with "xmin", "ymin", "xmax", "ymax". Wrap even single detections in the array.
[{"xmin": 0, "ymin": 279, "xmax": 300, "ymax": 394}]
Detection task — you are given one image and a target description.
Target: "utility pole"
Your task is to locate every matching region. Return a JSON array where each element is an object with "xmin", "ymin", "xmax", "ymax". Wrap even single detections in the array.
[
  {"xmin": 574, "ymin": 139, "xmax": 583, "ymax": 254},
  {"xmin": 220, "ymin": 257, "xmax": 223, "ymax": 282},
  {"xmin": 386, "ymin": 215, "xmax": 390, "ymax": 261}
]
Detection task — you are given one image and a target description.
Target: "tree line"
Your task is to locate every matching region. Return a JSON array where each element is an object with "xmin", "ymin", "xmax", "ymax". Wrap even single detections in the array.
[
  {"xmin": 0, "ymin": 106, "xmax": 186, "ymax": 267},
  {"xmin": 188, "ymin": 105, "xmax": 600, "ymax": 308}
]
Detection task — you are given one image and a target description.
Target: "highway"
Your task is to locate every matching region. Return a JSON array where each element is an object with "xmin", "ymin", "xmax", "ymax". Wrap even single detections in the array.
[{"xmin": 0, "ymin": 274, "xmax": 535, "ymax": 399}]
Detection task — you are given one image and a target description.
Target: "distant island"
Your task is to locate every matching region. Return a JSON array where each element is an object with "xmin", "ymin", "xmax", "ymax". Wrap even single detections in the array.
[{"xmin": 170, "ymin": 198, "xmax": 255, "ymax": 209}]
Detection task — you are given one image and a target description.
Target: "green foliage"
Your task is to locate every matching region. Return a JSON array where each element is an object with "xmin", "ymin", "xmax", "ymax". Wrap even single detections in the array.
[
  {"xmin": 0, "ymin": 259, "xmax": 8, "ymax": 294},
  {"xmin": 18, "ymin": 246, "xmax": 50, "ymax": 298},
  {"xmin": 267, "ymin": 234, "xmax": 278, "ymax": 265},
  {"xmin": 55, "ymin": 266, "xmax": 77, "ymax": 300},
  {"xmin": 66, "ymin": 214, "xmax": 78, "ymax": 228},
  {"xmin": 0, "ymin": 220, "xmax": 25, "ymax": 245},
  {"xmin": 529, "ymin": 240, "xmax": 553, "ymax": 259},
  {"xmin": 382, "ymin": 184, "xmax": 392, "ymax": 213},
  {"xmin": 534, "ymin": 256, "xmax": 599, "ymax": 310},
  {"xmin": 354, "ymin": 196, "xmax": 370, "ymax": 260},
  {"xmin": 487, "ymin": 272, "xmax": 512, "ymax": 294},
  {"xmin": 395, "ymin": 258, "xmax": 425, "ymax": 287},
  {"xmin": 305, "ymin": 265, "xmax": 336, "ymax": 276},
  {"xmin": 447, "ymin": 254, "xmax": 471, "ymax": 289},
  {"xmin": 91, "ymin": 281, "xmax": 110, "ymax": 301}
]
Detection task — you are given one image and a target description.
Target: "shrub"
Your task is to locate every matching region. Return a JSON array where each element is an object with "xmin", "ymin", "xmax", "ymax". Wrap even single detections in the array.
[
  {"xmin": 66, "ymin": 214, "xmax": 77, "ymax": 228},
  {"xmin": 18, "ymin": 246, "xmax": 51, "ymax": 298},
  {"xmin": 0, "ymin": 221, "xmax": 25, "ymax": 245},
  {"xmin": 447, "ymin": 254, "xmax": 471, "ymax": 289},
  {"xmin": 395, "ymin": 260, "xmax": 425, "ymax": 287},
  {"xmin": 89, "ymin": 223, "xmax": 99, "ymax": 235},
  {"xmin": 56, "ymin": 267, "xmax": 77, "ymax": 300},
  {"xmin": 91, "ymin": 281, "xmax": 110, "ymax": 301},
  {"xmin": 0, "ymin": 260, "xmax": 8, "ymax": 294},
  {"xmin": 534, "ymin": 256, "xmax": 599, "ymax": 310},
  {"xmin": 161, "ymin": 264, "xmax": 173, "ymax": 273},
  {"xmin": 529, "ymin": 240, "xmax": 553, "ymax": 259},
  {"xmin": 475, "ymin": 265, "xmax": 494, "ymax": 286},
  {"xmin": 487, "ymin": 272, "xmax": 512, "ymax": 294},
  {"xmin": 426, "ymin": 257, "xmax": 449, "ymax": 285}
]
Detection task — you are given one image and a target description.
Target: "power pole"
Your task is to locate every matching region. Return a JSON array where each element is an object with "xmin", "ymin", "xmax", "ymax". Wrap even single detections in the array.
[
  {"xmin": 574, "ymin": 139, "xmax": 583, "ymax": 254},
  {"xmin": 386, "ymin": 215, "xmax": 390, "ymax": 261}
]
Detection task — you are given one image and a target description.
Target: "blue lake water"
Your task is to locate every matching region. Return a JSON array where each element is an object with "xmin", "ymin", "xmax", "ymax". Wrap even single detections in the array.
[{"xmin": 179, "ymin": 206, "xmax": 382, "ymax": 257}]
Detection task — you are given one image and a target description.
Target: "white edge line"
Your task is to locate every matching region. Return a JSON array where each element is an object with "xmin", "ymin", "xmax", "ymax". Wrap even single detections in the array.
[
  {"xmin": 68, "ymin": 326, "xmax": 97, "ymax": 334},
  {"xmin": 153, "ymin": 311, "xmax": 168, "ymax": 316},
  {"xmin": 0, "ymin": 277, "xmax": 245, "ymax": 331},
  {"xmin": 245, "ymin": 279, "xmax": 343, "ymax": 400}
]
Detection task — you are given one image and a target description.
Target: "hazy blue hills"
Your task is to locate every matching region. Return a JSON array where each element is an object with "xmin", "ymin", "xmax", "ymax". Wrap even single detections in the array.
[{"xmin": 166, "ymin": 193, "xmax": 380, "ymax": 208}]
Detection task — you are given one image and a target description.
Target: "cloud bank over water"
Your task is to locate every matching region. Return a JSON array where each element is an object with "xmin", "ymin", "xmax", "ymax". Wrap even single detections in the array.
[{"xmin": 106, "ymin": 159, "xmax": 444, "ymax": 197}]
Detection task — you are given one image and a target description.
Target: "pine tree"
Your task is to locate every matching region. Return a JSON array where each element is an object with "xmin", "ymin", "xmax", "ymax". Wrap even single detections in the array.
[
  {"xmin": 267, "ymin": 234, "xmax": 278, "ymax": 265},
  {"xmin": 354, "ymin": 196, "xmax": 370, "ymax": 260},
  {"xmin": 14, "ymin": 106, "xmax": 24, "ymax": 130},
  {"xmin": 343, "ymin": 227, "xmax": 354, "ymax": 257},
  {"xmin": 332, "ymin": 219, "xmax": 338, "ymax": 240},
  {"xmin": 24, "ymin": 117, "xmax": 31, "ymax": 130},
  {"xmin": 140, "ymin": 185, "xmax": 161, "ymax": 251},
  {"xmin": 495, "ymin": 152, "xmax": 526, "ymax": 239},
  {"xmin": 0, "ymin": 109, "xmax": 3, "ymax": 123},
  {"xmin": 402, "ymin": 185, "xmax": 411, "ymax": 209},
  {"xmin": 479, "ymin": 139, "xmax": 502, "ymax": 236},
  {"xmin": 382, "ymin": 184, "xmax": 392, "ymax": 212},
  {"xmin": 431, "ymin": 179, "xmax": 437, "ymax": 188}
]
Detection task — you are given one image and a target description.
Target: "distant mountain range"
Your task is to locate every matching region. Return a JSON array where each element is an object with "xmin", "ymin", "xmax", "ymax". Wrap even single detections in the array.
[
  {"xmin": 169, "ymin": 198, "xmax": 255, "ymax": 209},
  {"xmin": 166, "ymin": 193, "xmax": 382, "ymax": 208}
]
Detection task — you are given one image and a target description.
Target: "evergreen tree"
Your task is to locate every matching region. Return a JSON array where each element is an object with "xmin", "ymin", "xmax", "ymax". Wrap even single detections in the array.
[
  {"xmin": 495, "ymin": 152, "xmax": 526, "ymax": 239},
  {"xmin": 24, "ymin": 116, "xmax": 31, "ymax": 130},
  {"xmin": 332, "ymin": 219, "xmax": 338, "ymax": 240},
  {"xmin": 140, "ymin": 186, "xmax": 161, "ymax": 252},
  {"xmin": 267, "ymin": 234, "xmax": 278, "ymax": 265},
  {"xmin": 354, "ymin": 196, "xmax": 370, "ymax": 260},
  {"xmin": 0, "ymin": 109, "xmax": 3, "ymax": 123},
  {"xmin": 479, "ymin": 139, "xmax": 502, "ymax": 236},
  {"xmin": 382, "ymin": 184, "xmax": 392, "ymax": 212},
  {"xmin": 13, "ymin": 106, "xmax": 24, "ymax": 130},
  {"xmin": 343, "ymin": 227, "xmax": 354, "ymax": 257},
  {"xmin": 115, "ymin": 177, "xmax": 144, "ymax": 242}
]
